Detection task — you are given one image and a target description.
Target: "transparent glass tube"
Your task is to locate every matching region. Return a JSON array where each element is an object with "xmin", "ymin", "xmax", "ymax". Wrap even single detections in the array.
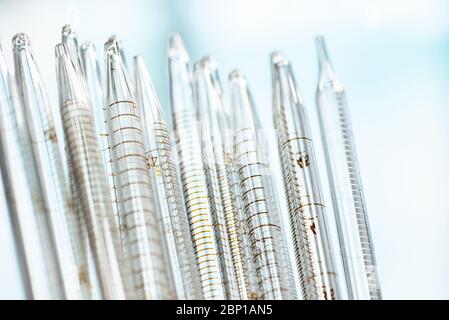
[
  {"xmin": 194, "ymin": 57, "xmax": 255, "ymax": 300},
  {"xmin": 80, "ymin": 41, "xmax": 121, "ymax": 238},
  {"xmin": 80, "ymin": 39, "xmax": 120, "ymax": 300},
  {"xmin": 134, "ymin": 55, "xmax": 202, "ymax": 300},
  {"xmin": 168, "ymin": 34, "xmax": 226, "ymax": 300},
  {"xmin": 315, "ymin": 36, "xmax": 381, "ymax": 300},
  {"xmin": 105, "ymin": 41, "xmax": 174, "ymax": 299},
  {"xmin": 271, "ymin": 52, "xmax": 341, "ymax": 300},
  {"xmin": 61, "ymin": 26, "xmax": 102, "ymax": 300},
  {"xmin": 229, "ymin": 70, "xmax": 297, "ymax": 300},
  {"xmin": 212, "ymin": 71, "xmax": 261, "ymax": 299},
  {"xmin": 55, "ymin": 43, "xmax": 127, "ymax": 299},
  {"xmin": 13, "ymin": 34, "xmax": 84, "ymax": 299},
  {"xmin": 1, "ymin": 41, "xmax": 57, "ymax": 299}
]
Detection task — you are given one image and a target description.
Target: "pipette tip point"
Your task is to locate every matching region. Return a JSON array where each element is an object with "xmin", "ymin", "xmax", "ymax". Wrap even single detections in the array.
[
  {"xmin": 315, "ymin": 35, "xmax": 325, "ymax": 45},
  {"xmin": 271, "ymin": 51, "xmax": 289, "ymax": 67},
  {"xmin": 168, "ymin": 33, "xmax": 189, "ymax": 61},
  {"xmin": 104, "ymin": 35, "xmax": 122, "ymax": 53},
  {"xmin": 61, "ymin": 24, "xmax": 76, "ymax": 40},
  {"xmin": 315, "ymin": 35, "xmax": 329, "ymax": 63},
  {"xmin": 12, "ymin": 33, "xmax": 31, "ymax": 52},
  {"xmin": 80, "ymin": 41, "xmax": 94, "ymax": 51},
  {"xmin": 201, "ymin": 55, "xmax": 217, "ymax": 70},
  {"xmin": 105, "ymin": 39, "xmax": 119, "ymax": 56},
  {"xmin": 133, "ymin": 55, "xmax": 146, "ymax": 71},
  {"xmin": 229, "ymin": 69, "xmax": 246, "ymax": 82},
  {"xmin": 133, "ymin": 55, "xmax": 143, "ymax": 63}
]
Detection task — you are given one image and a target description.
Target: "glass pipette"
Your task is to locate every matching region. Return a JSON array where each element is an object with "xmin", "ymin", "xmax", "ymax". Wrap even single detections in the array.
[
  {"xmin": 194, "ymin": 57, "xmax": 253, "ymax": 300},
  {"xmin": 208, "ymin": 65, "xmax": 261, "ymax": 300},
  {"xmin": 80, "ymin": 40, "xmax": 121, "ymax": 299},
  {"xmin": 134, "ymin": 55, "xmax": 202, "ymax": 300},
  {"xmin": 80, "ymin": 41, "xmax": 121, "ymax": 236},
  {"xmin": 271, "ymin": 52, "xmax": 341, "ymax": 300},
  {"xmin": 61, "ymin": 26, "xmax": 103, "ymax": 299},
  {"xmin": 315, "ymin": 36, "xmax": 382, "ymax": 300},
  {"xmin": 81, "ymin": 41, "xmax": 122, "ymax": 297},
  {"xmin": 55, "ymin": 43, "xmax": 127, "ymax": 299},
  {"xmin": 105, "ymin": 40, "xmax": 175, "ymax": 299},
  {"xmin": 168, "ymin": 34, "xmax": 227, "ymax": 300},
  {"xmin": 193, "ymin": 58, "xmax": 237, "ymax": 299},
  {"xmin": 13, "ymin": 34, "xmax": 83, "ymax": 299},
  {"xmin": 1, "ymin": 41, "xmax": 57, "ymax": 299},
  {"xmin": 228, "ymin": 70, "xmax": 297, "ymax": 300}
]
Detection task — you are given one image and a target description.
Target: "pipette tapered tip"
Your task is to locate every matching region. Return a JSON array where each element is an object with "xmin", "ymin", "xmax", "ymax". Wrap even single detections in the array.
[
  {"xmin": 61, "ymin": 24, "xmax": 77, "ymax": 40},
  {"xmin": 193, "ymin": 56, "xmax": 214, "ymax": 73},
  {"xmin": 271, "ymin": 51, "xmax": 290, "ymax": 67},
  {"xmin": 12, "ymin": 33, "xmax": 32, "ymax": 52},
  {"xmin": 315, "ymin": 35, "xmax": 325, "ymax": 46},
  {"xmin": 104, "ymin": 35, "xmax": 121, "ymax": 54},
  {"xmin": 80, "ymin": 41, "xmax": 94, "ymax": 51},
  {"xmin": 133, "ymin": 55, "xmax": 144, "ymax": 67},
  {"xmin": 201, "ymin": 55, "xmax": 217, "ymax": 70},
  {"xmin": 168, "ymin": 33, "xmax": 189, "ymax": 61},
  {"xmin": 107, "ymin": 34, "xmax": 119, "ymax": 43},
  {"xmin": 315, "ymin": 35, "xmax": 330, "ymax": 65},
  {"xmin": 134, "ymin": 55, "xmax": 165, "ymax": 121},
  {"xmin": 229, "ymin": 69, "xmax": 247, "ymax": 83},
  {"xmin": 80, "ymin": 42, "xmax": 99, "ymax": 74},
  {"xmin": 315, "ymin": 35, "xmax": 338, "ymax": 82},
  {"xmin": 133, "ymin": 55, "xmax": 148, "ymax": 79}
]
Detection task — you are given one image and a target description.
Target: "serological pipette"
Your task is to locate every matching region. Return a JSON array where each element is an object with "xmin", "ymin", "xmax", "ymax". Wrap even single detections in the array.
[
  {"xmin": 194, "ymin": 57, "xmax": 253, "ymax": 300},
  {"xmin": 168, "ymin": 34, "xmax": 227, "ymax": 300},
  {"xmin": 13, "ymin": 34, "xmax": 84, "ymax": 299},
  {"xmin": 271, "ymin": 52, "xmax": 341, "ymax": 300},
  {"xmin": 209, "ymin": 67, "xmax": 261, "ymax": 300},
  {"xmin": 81, "ymin": 41, "xmax": 121, "ymax": 237},
  {"xmin": 81, "ymin": 41, "xmax": 121, "ymax": 299},
  {"xmin": 315, "ymin": 36, "xmax": 382, "ymax": 300},
  {"xmin": 134, "ymin": 55, "xmax": 203, "ymax": 300},
  {"xmin": 193, "ymin": 58, "xmax": 237, "ymax": 299},
  {"xmin": 105, "ymin": 40, "xmax": 175, "ymax": 299},
  {"xmin": 228, "ymin": 70, "xmax": 297, "ymax": 300},
  {"xmin": 61, "ymin": 26, "xmax": 103, "ymax": 299},
  {"xmin": 55, "ymin": 43, "xmax": 127, "ymax": 299},
  {"xmin": 1, "ymin": 41, "xmax": 58, "ymax": 299}
]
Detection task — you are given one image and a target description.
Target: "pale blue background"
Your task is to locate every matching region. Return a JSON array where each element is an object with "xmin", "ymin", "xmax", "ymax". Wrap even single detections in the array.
[{"xmin": 0, "ymin": 0, "xmax": 448, "ymax": 299}]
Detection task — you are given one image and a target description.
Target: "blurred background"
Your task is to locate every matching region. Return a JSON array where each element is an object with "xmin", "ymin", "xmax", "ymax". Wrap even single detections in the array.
[{"xmin": 0, "ymin": 0, "xmax": 448, "ymax": 299}]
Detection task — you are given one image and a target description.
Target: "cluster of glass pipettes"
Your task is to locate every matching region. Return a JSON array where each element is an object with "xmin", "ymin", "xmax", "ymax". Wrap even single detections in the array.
[{"xmin": 0, "ymin": 25, "xmax": 382, "ymax": 300}]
